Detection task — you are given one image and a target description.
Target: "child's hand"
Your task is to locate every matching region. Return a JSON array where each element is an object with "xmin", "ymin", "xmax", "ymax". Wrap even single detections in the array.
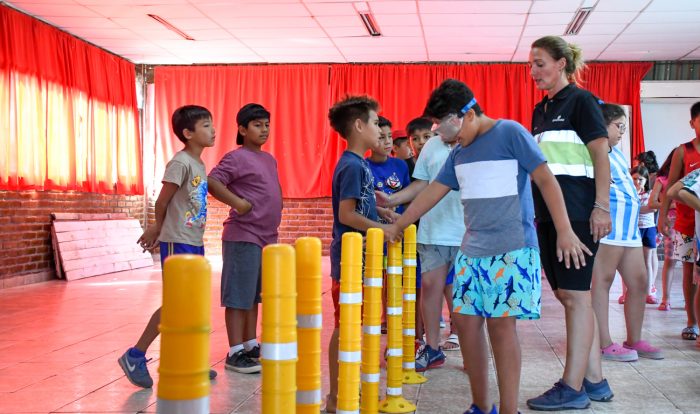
[
  {"xmin": 137, "ymin": 226, "xmax": 160, "ymax": 252},
  {"xmin": 377, "ymin": 206, "xmax": 400, "ymax": 224},
  {"xmin": 383, "ymin": 224, "xmax": 403, "ymax": 243},
  {"xmin": 556, "ymin": 229, "xmax": 593, "ymax": 269},
  {"xmin": 657, "ymin": 214, "xmax": 670, "ymax": 237},
  {"xmin": 236, "ymin": 199, "xmax": 253, "ymax": 216},
  {"xmin": 375, "ymin": 191, "xmax": 391, "ymax": 207}
]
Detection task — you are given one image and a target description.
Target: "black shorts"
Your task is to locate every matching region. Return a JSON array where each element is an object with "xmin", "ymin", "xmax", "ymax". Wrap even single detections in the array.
[{"xmin": 538, "ymin": 221, "xmax": 599, "ymax": 291}]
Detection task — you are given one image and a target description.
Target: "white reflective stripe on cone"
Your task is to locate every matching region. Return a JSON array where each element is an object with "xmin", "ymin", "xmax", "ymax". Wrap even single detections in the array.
[
  {"xmin": 387, "ymin": 266, "xmax": 403, "ymax": 274},
  {"xmin": 296, "ymin": 389, "xmax": 322, "ymax": 405},
  {"xmin": 338, "ymin": 350, "xmax": 362, "ymax": 363},
  {"xmin": 403, "ymin": 293, "xmax": 416, "ymax": 301},
  {"xmin": 261, "ymin": 342, "xmax": 297, "ymax": 360},
  {"xmin": 387, "ymin": 307, "xmax": 402, "ymax": 315},
  {"xmin": 403, "ymin": 259, "xmax": 417, "ymax": 266},
  {"xmin": 403, "ymin": 328, "xmax": 415, "ymax": 336},
  {"xmin": 363, "ymin": 325, "xmax": 381, "ymax": 335},
  {"xmin": 339, "ymin": 292, "xmax": 362, "ymax": 304},
  {"xmin": 386, "ymin": 348, "xmax": 402, "ymax": 357},
  {"xmin": 387, "ymin": 387, "xmax": 402, "ymax": 396},
  {"xmin": 403, "ymin": 362, "xmax": 415, "ymax": 369},
  {"xmin": 363, "ymin": 277, "xmax": 383, "ymax": 287},
  {"xmin": 297, "ymin": 314, "xmax": 322, "ymax": 329},
  {"xmin": 361, "ymin": 372, "xmax": 380, "ymax": 383},
  {"xmin": 337, "ymin": 410, "xmax": 360, "ymax": 414}
]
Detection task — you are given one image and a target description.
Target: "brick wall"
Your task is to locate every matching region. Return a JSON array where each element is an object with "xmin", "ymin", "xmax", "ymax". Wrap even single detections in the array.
[
  {"xmin": 151, "ymin": 196, "xmax": 333, "ymax": 256},
  {"xmin": 0, "ymin": 190, "xmax": 145, "ymax": 288}
]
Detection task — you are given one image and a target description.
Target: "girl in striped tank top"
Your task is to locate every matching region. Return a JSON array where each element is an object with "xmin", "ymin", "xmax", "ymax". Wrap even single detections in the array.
[{"xmin": 591, "ymin": 104, "xmax": 663, "ymax": 362}]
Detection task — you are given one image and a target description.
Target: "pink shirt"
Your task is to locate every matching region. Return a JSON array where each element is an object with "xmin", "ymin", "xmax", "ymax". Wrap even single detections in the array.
[{"xmin": 209, "ymin": 147, "xmax": 282, "ymax": 247}]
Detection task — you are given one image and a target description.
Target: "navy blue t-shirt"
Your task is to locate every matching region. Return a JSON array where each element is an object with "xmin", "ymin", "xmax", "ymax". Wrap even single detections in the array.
[
  {"xmin": 366, "ymin": 156, "xmax": 411, "ymax": 218},
  {"xmin": 331, "ymin": 151, "xmax": 378, "ymax": 280}
]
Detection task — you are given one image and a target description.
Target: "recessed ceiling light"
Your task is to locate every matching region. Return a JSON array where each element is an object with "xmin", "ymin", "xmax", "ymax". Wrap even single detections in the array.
[
  {"xmin": 148, "ymin": 14, "xmax": 195, "ymax": 41},
  {"xmin": 353, "ymin": 2, "xmax": 381, "ymax": 37},
  {"xmin": 564, "ymin": 6, "xmax": 594, "ymax": 36}
]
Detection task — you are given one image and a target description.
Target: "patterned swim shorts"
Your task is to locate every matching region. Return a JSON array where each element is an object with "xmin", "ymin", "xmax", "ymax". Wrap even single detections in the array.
[{"xmin": 452, "ymin": 247, "xmax": 541, "ymax": 320}]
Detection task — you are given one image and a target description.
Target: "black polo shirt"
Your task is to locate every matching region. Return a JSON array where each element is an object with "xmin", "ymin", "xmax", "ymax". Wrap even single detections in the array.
[{"xmin": 531, "ymin": 83, "xmax": 608, "ymax": 222}]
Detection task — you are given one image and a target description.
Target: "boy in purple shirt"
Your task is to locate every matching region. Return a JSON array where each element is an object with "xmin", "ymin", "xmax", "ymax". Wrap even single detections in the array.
[{"xmin": 208, "ymin": 103, "xmax": 283, "ymax": 374}]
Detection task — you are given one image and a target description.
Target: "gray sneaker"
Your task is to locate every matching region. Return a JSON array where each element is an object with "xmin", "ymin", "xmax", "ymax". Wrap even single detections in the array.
[
  {"xmin": 225, "ymin": 349, "xmax": 261, "ymax": 374},
  {"xmin": 118, "ymin": 348, "xmax": 153, "ymax": 388}
]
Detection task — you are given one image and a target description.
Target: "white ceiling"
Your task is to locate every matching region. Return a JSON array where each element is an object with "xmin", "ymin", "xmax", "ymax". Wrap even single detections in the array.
[{"xmin": 5, "ymin": 0, "xmax": 700, "ymax": 64}]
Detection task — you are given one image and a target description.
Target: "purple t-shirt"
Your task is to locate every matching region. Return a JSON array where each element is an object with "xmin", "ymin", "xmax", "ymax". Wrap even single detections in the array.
[{"xmin": 208, "ymin": 147, "xmax": 282, "ymax": 247}]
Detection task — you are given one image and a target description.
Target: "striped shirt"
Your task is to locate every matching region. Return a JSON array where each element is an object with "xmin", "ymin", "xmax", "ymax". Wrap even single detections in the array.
[
  {"xmin": 531, "ymin": 84, "xmax": 608, "ymax": 222},
  {"xmin": 601, "ymin": 146, "xmax": 641, "ymax": 247}
]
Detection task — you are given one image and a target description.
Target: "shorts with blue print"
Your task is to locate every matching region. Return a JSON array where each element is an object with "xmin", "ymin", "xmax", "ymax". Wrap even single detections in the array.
[{"xmin": 452, "ymin": 247, "xmax": 541, "ymax": 320}]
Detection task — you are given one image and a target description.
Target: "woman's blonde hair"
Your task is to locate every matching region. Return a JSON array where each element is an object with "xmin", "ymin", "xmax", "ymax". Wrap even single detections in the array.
[{"xmin": 532, "ymin": 35, "xmax": 585, "ymax": 84}]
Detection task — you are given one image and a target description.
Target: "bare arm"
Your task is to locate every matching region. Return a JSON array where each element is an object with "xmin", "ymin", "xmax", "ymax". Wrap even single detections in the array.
[
  {"xmin": 384, "ymin": 181, "xmax": 451, "ymax": 241},
  {"xmin": 339, "ymin": 199, "xmax": 385, "ymax": 232},
  {"xmin": 380, "ymin": 179, "xmax": 429, "ymax": 207},
  {"xmin": 648, "ymin": 180, "xmax": 663, "ymax": 210},
  {"xmin": 137, "ymin": 182, "xmax": 179, "ymax": 251},
  {"xmin": 207, "ymin": 177, "xmax": 252, "ymax": 214},
  {"xmin": 677, "ymin": 188, "xmax": 700, "ymax": 212},
  {"xmin": 658, "ymin": 146, "xmax": 684, "ymax": 235},
  {"xmin": 587, "ymin": 137, "xmax": 612, "ymax": 242},
  {"xmin": 531, "ymin": 163, "xmax": 592, "ymax": 269}
]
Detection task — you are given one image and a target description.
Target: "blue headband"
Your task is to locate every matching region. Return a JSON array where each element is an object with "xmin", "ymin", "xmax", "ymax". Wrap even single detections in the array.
[{"xmin": 461, "ymin": 97, "xmax": 477, "ymax": 114}]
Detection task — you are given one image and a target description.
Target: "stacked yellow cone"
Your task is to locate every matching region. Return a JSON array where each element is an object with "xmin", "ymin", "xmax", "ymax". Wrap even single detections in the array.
[
  {"xmin": 402, "ymin": 225, "xmax": 427, "ymax": 385},
  {"xmin": 361, "ymin": 229, "xmax": 384, "ymax": 414}
]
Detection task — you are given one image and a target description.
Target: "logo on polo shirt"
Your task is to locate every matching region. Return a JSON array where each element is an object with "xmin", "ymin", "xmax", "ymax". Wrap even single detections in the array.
[{"xmin": 552, "ymin": 115, "xmax": 566, "ymax": 123}]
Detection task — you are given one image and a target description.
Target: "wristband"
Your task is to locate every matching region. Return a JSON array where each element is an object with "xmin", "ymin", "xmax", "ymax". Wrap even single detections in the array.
[{"xmin": 593, "ymin": 202, "xmax": 610, "ymax": 213}]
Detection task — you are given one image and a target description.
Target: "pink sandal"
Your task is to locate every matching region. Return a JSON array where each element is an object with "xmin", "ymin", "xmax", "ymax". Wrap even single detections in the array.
[
  {"xmin": 657, "ymin": 302, "xmax": 671, "ymax": 311},
  {"xmin": 601, "ymin": 343, "xmax": 638, "ymax": 362}
]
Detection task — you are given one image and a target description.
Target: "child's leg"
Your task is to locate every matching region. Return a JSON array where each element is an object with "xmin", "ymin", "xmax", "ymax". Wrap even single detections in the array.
[
  {"xmin": 682, "ymin": 262, "xmax": 697, "ymax": 327},
  {"xmin": 134, "ymin": 308, "xmax": 161, "ymax": 352},
  {"xmin": 415, "ymin": 288, "xmax": 424, "ymax": 341},
  {"xmin": 618, "ymin": 247, "xmax": 649, "ymax": 345},
  {"xmin": 325, "ymin": 328, "xmax": 339, "ymax": 413},
  {"xmin": 243, "ymin": 304, "xmax": 259, "ymax": 344},
  {"xmin": 643, "ymin": 246, "xmax": 655, "ymax": 295},
  {"xmin": 585, "ymin": 311, "xmax": 603, "ymax": 383},
  {"xmin": 225, "ymin": 308, "xmax": 247, "ymax": 348},
  {"xmin": 660, "ymin": 258, "xmax": 676, "ymax": 304},
  {"xmin": 591, "ymin": 244, "xmax": 622, "ymax": 348},
  {"xmin": 486, "ymin": 317, "xmax": 520, "ymax": 414},
  {"xmin": 420, "ymin": 264, "xmax": 449, "ymax": 349},
  {"xmin": 453, "ymin": 314, "xmax": 490, "ymax": 411}
]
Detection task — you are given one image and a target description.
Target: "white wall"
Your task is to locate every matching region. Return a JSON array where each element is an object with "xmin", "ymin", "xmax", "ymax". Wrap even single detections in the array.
[{"xmin": 640, "ymin": 81, "xmax": 700, "ymax": 168}]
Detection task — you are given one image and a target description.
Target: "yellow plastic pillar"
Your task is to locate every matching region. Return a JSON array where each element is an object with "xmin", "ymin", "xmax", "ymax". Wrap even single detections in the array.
[
  {"xmin": 157, "ymin": 255, "xmax": 211, "ymax": 414},
  {"xmin": 361, "ymin": 229, "xmax": 384, "ymax": 414},
  {"xmin": 402, "ymin": 225, "xmax": 427, "ymax": 385},
  {"xmin": 261, "ymin": 244, "xmax": 297, "ymax": 414},
  {"xmin": 338, "ymin": 232, "xmax": 363, "ymax": 414},
  {"xmin": 295, "ymin": 237, "xmax": 322, "ymax": 414},
  {"xmin": 379, "ymin": 241, "xmax": 416, "ymax": 413}
]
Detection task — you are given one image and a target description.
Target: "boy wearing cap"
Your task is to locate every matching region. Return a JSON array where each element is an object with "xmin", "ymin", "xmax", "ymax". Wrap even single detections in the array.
[
  {"xmin": 392, "ymin": 129, "xmax": 415, "ymax": 177},
  {"xmin": 208, "ymin": 103, "xmax": 283, "ymax": 374},
  {"xmin": 368, "ymin": 116, "xmax": 411, "ymax": 218}
]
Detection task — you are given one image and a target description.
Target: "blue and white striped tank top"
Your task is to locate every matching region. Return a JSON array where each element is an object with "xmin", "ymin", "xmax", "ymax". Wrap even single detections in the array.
[{"xmin": 601, "ymin": 146, "xmax": 642, "ymax": 247}]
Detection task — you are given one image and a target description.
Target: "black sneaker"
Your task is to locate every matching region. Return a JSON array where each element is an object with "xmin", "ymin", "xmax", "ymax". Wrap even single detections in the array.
[
  {"xmin": 225, "ymin": 349, "xmax": 261, "ymax": 374},
  {"xmin": 245, "ymin": 345, "xmax": 260, "ymax": 360}
]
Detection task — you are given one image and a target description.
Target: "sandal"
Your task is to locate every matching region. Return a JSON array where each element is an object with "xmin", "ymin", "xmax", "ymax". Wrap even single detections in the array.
[
  {"xmin": 681, "ymin": 326, "xmax": 698, "ymax": 340},
  {"xmin": 441, "ymin": 333, "xmax": 460, "ymax": 351},
  {"xmin": 657, "ymin": 302, "xmax": 671, "ymax": 311}
]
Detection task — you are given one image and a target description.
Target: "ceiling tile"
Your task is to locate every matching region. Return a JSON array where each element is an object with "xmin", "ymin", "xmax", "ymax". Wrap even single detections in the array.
[
  {"xmin": 374, "ymin": 14, "xmax": 421, "ymax": 26},
  {"xmin": 211, "ymin": 16, "xmax": 318, "ymax": 29},
  {"xmin": 333, "ymin": 36, "xmax": 424, "ymax": 47},
  {"xmin": 324, "ymin": 26, "xmax": 367, "ymax": 37},
  {"xmin": 615, "ymin": 32, "xmax": 700, "ymax": 44},
  {"xmin": 430, "ymin": 53, "xmax": 514, "ymax": 62},
  {"xmin": 419, "ymin": 0, "xmax": 530, "ymax": 14},
  {"xmin": 241, "ymin": 37, "xmax": 334, "ymax": 48},
  {"xmin": 196, "ymin": 3, "xmax": 310, "ymax": 18},
  {"xmin": 635, "ymin": 11, "xmax": 700, "ymax": 24},
  {"xmin": 371, "ymin": 1, "xmax": 417, "ymax": 15},
  {"xmin": 184, "ymin": 29, "xmax": 235, "ymax": 41},
  {"xmin": 428, "ymin": 44, "xmax": 516, "ymax": 54},
  {"xmin": 594, "ymin": 0, "xmax": 650, "ymax": 12},
  {"xmin": 522, "ymin": 24, "xmax": 568, "ymax": 36},
  {"xmin": 646, "ymin": 0, "xmax": 700, "ymax": 11},
  {"xmin": 380, "ymin": 25, "xmax": 423, "ymax": 37},
  {"xmin": 11, "ymin": 3, "xmax": 100, "ymax": 17},
  {"xmin": 585, "ymin": 11, "xmax": 638, "ymax": 24},
  {"xmin": 40, "ymin": 15, "xmax": 121, "ymax": 28},
  {"xmin": 530, "ymin": 0, "xmax": 581, "ymax": 14},
  {"xmin": 423, "ymin": 25, "xmax": 523, "ymax": 37},
  {"xmin": 421, "ymin": 13, "xmax": 526, "ymax": 26},
  {"xmin": 233, "ymin": 27, "xmax": 329, "ymax": 39},
  {"xmin": 624, "ymin": 22, "xmax": 700, "ymax": 34},
  {"xmin": 345, "ymin": 53, "xmax": 428, "ymax": 62},
  {"xmin": 164, "ymin": 18, "xmax": 216, "ymax": 31},
  {"xmin": 83, "ymin": 4, "xmax": 205, "ymax": 19},
  {"xmin": 304, "ymin": 2, "xmax": 356, "ymax": 16},
  {"xmin": 527, "ymin": 12, "xmax": 575, "ymax": 25},
  {"xmin": 577, "ymin": 22, "xmax": 629, "ymax": 35}
]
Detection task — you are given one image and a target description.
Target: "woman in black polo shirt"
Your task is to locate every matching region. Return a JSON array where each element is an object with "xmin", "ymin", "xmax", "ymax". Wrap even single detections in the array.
[{"xmin": 526, "ymin": 35, "xmax": 614, "ymax": 411}]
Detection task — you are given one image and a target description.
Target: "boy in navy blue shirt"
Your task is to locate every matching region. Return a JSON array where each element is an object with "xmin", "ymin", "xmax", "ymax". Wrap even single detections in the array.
[
  {"xmin": 326, "ymin": 96, "xmax": 395, "ymax": 413},
  {"xmin": 367, "ymin": 116, "xmax": 411, "ymax": 219}
]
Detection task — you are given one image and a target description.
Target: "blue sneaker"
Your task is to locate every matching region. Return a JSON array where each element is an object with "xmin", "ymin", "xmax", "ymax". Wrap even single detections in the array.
[
  {"xmin": 583, "ymin": 378, "xmax": 613, "ymax": 402},
  {"xmin": 415, "ymin": 345, "xmax": 446, "ymax": 372},
  {"xmin": 464, "ymin": 403, "xmax": 497, "ymax": 414},
  {"xmin": 118, "ymin": 348, "xmax": 153, "ymax": 388},
  {"xmin": 527, "ymin": 380, "xmax": 591, "ymax": 411}
]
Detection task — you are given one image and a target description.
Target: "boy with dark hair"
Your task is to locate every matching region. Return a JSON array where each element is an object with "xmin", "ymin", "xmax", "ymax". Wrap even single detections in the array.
[
  {"xmin": 385, "ymin": 79, "xmax": 591, "ymax": 414},
  {"xmin": 368, "ymin": 120, "xmax": 411, "ymax": 217},
  {"xmin": 325, "ymin": 95, "xmax": 392, "ymax": 413},
  {"xmin": 658, "ymin": 101, "xmax": 700, "ymax": 341},
  {"xmin": 119, "ymin": 105, "xmax": 217, "ymax": 388},
  {"xmin": 392, "ymin": 129, "xmax": 415, "ymax": 176},
  {"xmin": 407, "ymin": 117, "xmax": 434, "ymax": 159},
  {"xmin": 208, "ymin": 103, "xmax": 283, "ymax": 374}
]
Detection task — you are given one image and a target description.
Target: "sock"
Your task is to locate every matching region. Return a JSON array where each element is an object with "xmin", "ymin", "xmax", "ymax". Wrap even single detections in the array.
[
  {"xmin": 243, "ymin": 338, "xmax": 258, "ymax": 351},
  {"xmin": 228, "ymin": 344, "xmax": 244, "ymax": 357},
  {"xmin": 129, "ymin": 347, "xmax": 146, "ymax": 358}
]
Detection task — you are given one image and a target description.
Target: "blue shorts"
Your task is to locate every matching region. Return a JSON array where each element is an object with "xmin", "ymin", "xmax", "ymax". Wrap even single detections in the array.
[
  {"xmin": 640, "ymin": 227, "xmax": 657, "ymax": 248},
  {"xmin": 159, "ymin": 242, "xmax": 205, "ymax": 267},
  {"xmin": 416, "ymin": 255, "xmax": 422, "ymax": 289},
  {"xmin": 453, "ymin": 247, "xmax": 541, "ymax": 320}
]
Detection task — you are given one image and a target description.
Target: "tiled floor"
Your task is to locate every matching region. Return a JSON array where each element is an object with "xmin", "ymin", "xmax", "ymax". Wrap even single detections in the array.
[{"xmin": 1, "ymin": 257, "xmax": 699, "ymax": 413}]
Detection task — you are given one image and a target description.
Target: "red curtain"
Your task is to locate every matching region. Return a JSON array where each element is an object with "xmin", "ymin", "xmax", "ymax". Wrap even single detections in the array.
[
  {"xmin": 154, "ymin": 63, "xmax": 650, "ymax": 198},
  {"xmin": 153, "ymin": 65, "xmax": 330, "ymax": 198},
  {"xmin": 0, "ymin": 5, "xmax": 142, "ymax": 194},
  {"xmin": 581, "ymin": 62, "xmax": 653, "ymax": 156}
]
